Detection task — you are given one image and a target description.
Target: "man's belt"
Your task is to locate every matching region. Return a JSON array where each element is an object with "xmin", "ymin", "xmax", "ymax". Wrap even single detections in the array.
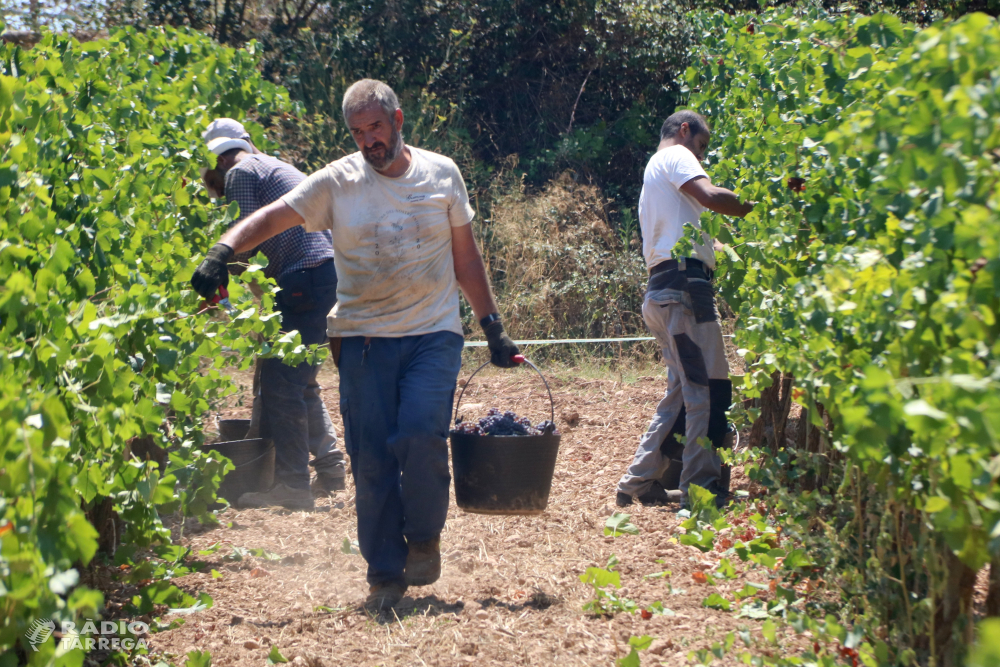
[{"xmin": 649, "ymin": 257, "xmax": 713, "ymax": 278}]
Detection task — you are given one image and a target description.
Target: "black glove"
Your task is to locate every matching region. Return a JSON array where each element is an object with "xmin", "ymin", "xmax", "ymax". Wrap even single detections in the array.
[
  {"xmin": 484, "ymin": 319, "xmax": 520, "ymax": 368},
  {"xmin": 191, "ymin": 243, "xmax": 234, "ymax": 299}
]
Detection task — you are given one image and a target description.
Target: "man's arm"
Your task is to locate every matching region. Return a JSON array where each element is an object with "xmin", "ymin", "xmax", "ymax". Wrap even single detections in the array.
[
  {"xmin": 452, "ymin": 223, "xmax": 520, "ymax": 367},
  {"xmin": 220, "ymin": 199, "xmax": 304, "ymax": 254},
  {"xmin": 451, "ymin": 222, "xmax": 499, "ymax": 320},
  {"xmin": 190, "ymin": 200, "xmax": 304, "ymax": 299},
  {"xmin": 681, "ymin": 176, "xmax": 754, "ymax": 218}
]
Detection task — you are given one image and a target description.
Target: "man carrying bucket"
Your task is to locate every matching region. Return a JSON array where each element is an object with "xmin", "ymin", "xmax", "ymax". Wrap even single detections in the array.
[
  {"xmin": 199, "ymin": 118, "xmax": 347, "ymax": 511},
  {"xmin": 191, "ymin": 80, "xmax": 519, "ymax": 613},
  {"xmin": 615, "ymin": 110, "xmax": 753, "ymax": 509}
]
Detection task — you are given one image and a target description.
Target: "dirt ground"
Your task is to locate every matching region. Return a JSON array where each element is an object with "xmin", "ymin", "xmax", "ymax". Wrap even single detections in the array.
[{"xmin": 128, "ymin": 355, "xmax": 799, "ymax": 667}]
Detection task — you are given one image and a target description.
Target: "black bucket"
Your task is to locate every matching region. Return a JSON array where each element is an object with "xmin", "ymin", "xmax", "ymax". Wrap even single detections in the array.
[
  {"xmin": 450, "ymin": 359, "xmax": 561, "ymax": 515},
  {"xmin": 200, "ymin": 438, "xmax": 275, "ymax": 504},
  {"xmin": 218, "ymin": 418, "xmax": 251, "ymax": 442}
]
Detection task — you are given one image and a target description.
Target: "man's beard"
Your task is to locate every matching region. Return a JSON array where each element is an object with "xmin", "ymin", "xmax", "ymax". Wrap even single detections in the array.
[{"xmin": 362, "ymin": 128, "xmax": 403, "ymax": 171}]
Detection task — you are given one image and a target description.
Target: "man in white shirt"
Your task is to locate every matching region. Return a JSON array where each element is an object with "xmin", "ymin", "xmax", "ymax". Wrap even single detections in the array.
[
  {"xmin": 191, "ymin": 79, "xmax": 520, "ymax": 613},
  {"xmin": 615, "ymin": 110, "xmax": 753, "ymax": 509}
]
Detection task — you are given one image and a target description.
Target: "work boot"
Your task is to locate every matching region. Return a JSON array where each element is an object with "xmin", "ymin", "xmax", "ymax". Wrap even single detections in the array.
[
  {"xmin": 615, "ymin": 491, "xmax": 634, "ymax": 507},
  {"xmin": 404, "ymin": 536, "xmax": 441, "ymax": 586},
  {"xmin": 238, "ymin": 483, "xmax": 314, "ymax": 511},
  {"xmin": 637, "ymin": 481, "xmax": 683, "ymax": 506},
  {"xmin": 311, "ymin": 473, "xmax": 346, "ymax": 497},
  {"xmin": 364, "ymin": 581, "xmax": 407, "ymax": 614}
]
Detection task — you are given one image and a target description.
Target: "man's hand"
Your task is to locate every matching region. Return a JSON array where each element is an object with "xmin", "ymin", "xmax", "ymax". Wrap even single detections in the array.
[
  {"xmin": 191, "ymin": 243, "xmax": 234, "ymax": 299},
  {"xmin": 484, "ymin": 320, "xmax": 520, "ymax": 368}
]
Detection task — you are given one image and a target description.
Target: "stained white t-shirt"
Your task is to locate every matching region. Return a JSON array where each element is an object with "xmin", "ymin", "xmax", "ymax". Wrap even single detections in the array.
[
  {"xmin": 638, "ymin": 144, "xmax": 716, "ymax": 270},
  {"xmin": 282, "ymin": 146, "xmax": 474, "ymax": 337}
]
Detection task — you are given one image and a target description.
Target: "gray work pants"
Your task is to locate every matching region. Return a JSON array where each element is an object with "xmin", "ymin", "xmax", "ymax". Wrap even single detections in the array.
[
  {"xmin": 617, "ymin": 286, "xmax": 730, "ymax": 498},
  {"xmin": 246, "ymin": 260, "xmax": 346, "ymax": 489}
]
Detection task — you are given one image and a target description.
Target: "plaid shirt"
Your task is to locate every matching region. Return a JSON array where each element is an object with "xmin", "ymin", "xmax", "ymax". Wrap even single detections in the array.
[{"xmin": 225, "ymin": 154, "xmax": 334, "ymax": 280}]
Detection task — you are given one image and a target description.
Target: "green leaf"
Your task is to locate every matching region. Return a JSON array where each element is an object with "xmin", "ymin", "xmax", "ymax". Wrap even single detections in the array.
[
  {"xmin": 604, "ymin": 512, "xmax": 640, "ymax": 537},
  {"xmin": 924, "ymin": 496, "xmax": 949, "ymax": 513},
  {"xmin": 266, "ymin": 645, "xmax": 288, "ymax": 664},
  {"xmin": 703, "ymin": 593, "xmax": 731, "ymax": 611},
  {"xmin": 580, "ymin": 567, "xmax": 621, "ymax": 589},
  {"xmin": 762, "ymin": 619, "xmax": 777, "ymax": 645},
  {"xmin": 617, "ymin": 649, "xmax": 640, "ymax": 667},
  {"xmin": 186, "ymin": 650, "xmax": 212, "ymax": 667},
  {"xmin": 715, "ymin": 558, "xmax": 738, "ymax": 579}
]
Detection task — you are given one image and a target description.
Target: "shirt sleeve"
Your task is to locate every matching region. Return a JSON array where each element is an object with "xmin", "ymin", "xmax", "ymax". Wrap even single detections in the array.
[
  {"xmin": 224, "ymin": 167, "xmax": 262, "ymax": 268},
  {"xmin": 447, "ymin": 161, "xmax": 476, "ymax": 227},
  {"xmin": 282, "ymin": 167, "xmax": 336, "ymax": 233},
  {"xmin": 666, "ymin": 148, "xmax": 709, "ymax": 190}
]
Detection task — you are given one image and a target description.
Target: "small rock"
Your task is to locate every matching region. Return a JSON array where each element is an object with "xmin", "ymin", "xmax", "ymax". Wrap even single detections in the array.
[
  {"xmin": 243, "ymin": 640, "xmax": 260, "ymax": 650},
  {"xmin": 475, "ymin": 609, "xmax": 489, "ymax": 620},
  {"xmin": 333, "ymin": 501, "xmax": 345, "ymax": 509},
  {"xmin": 459, "ymin": 642, "xmax": 478, "ymax": 656},
  {"xmin": 649, "ymin": 639, "xmax": 674, "ymax": 655},
  {"xmin": 517, "ymin": 539, "xmax": 531, "ymax": 548},
  {"xmin": 230, "ymin": 616, "xmax": 243, "ymax": 626},
  {"xmin": 562, "ymin": 411, "xmax": 580, "ymax": 426},
  {"xmin": 292, "ymin": 657, "xmax": 308, "ymax": 666}
]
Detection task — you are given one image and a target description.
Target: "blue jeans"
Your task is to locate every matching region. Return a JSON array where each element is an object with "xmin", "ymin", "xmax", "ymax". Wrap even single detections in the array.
[
  {"xmin": 259, "ymin": 260, "xmax": 346, "ymax": 490},
  {"xmin": 337, "ymin": 331, "xmax": 463, "ymax": 587}
]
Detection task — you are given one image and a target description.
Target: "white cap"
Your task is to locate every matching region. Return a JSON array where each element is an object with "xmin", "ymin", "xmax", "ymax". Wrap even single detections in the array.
[{"xmin": 203, "ymin": 118, "xmax": 253, "ymax": 155}]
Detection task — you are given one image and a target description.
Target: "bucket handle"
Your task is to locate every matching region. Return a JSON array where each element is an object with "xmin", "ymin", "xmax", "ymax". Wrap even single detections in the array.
[
  {"xmin": 454, "ymin": 357, "xmax": 556, "ymax": 425},
  {"xmin": 209, "ymin": 441, "xmax": 275, "ymax": 469}
]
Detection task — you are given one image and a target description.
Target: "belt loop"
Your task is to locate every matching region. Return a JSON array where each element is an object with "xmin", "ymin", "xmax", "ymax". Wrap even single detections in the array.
[{"xmin": 678, "ymin": 257, "xmax": 687, "ymax": 273}]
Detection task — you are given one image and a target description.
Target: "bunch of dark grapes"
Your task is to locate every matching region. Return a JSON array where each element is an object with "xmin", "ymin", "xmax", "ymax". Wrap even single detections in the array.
[
  {"xmin": 451, "ymin": 409, "xmax": 560, "ymax": 436},
  {"xmin": 452, "ymin": 421, "xmax": 484, "ymax": 435}
]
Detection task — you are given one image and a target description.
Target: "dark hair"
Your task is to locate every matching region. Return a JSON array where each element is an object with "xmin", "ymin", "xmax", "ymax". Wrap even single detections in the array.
[{"xmin": 660, "ymin": 110, "xmax": 710, "ymax": 141}]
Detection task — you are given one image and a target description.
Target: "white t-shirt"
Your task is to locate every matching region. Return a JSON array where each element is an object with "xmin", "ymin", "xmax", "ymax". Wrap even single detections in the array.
[
  {"xmin": 638, "ymin": 144, "xmax": 716, "ymax": 270},
  {"xmin": 282, "ymin": 146, "xmax": 475, "ymax": 337}
]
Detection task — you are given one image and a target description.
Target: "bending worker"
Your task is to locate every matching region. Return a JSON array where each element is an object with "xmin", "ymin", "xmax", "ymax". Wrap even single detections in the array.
[
  {"xmin": 616, "ymin": 110, "xmax": 753, "ymax": 509},
  {"xmin": 191, "ymin": 81, "xmax": 519, "ymax": 613},
  {"xmin": 200, "ymin": 118, "xmax": 347, "ymax": 510}
]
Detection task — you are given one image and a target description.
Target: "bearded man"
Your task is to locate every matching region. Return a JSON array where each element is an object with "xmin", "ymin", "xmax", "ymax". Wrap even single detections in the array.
[{"xmin": 191, "ymin": 80, "xmax": 519, "ymax": 613}]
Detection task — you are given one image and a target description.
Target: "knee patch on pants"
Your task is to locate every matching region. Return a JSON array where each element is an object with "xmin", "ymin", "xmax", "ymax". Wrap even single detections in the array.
[
  {"xmin": 658, "ymin": 405, "xmax": 687, "ymax": 460},
  {"xmin": 673, "ymin": 334, "xmax": 709, "ymax": 386},
  {"xmin": 708, "ymin": 379, "xmax": 732, "ymax": 448}
]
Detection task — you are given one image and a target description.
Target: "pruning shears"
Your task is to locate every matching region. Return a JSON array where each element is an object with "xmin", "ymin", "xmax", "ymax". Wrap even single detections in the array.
[{"xmin": 210, "ymin": 286, "xmax": 236, "ymax": 315}]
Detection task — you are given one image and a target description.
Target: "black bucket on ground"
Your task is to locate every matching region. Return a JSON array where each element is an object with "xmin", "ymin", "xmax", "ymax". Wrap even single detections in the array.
[
  {"xmin": 449, "ymin": 359, "xmax": 561, "ymax": 516},
  {"xmin": 218, "ymin": 418, "xmax": 251, "ymax": 442},
  {"xmin": 200, "ymin": 438, "xmax": 274, "ymax": 504}
]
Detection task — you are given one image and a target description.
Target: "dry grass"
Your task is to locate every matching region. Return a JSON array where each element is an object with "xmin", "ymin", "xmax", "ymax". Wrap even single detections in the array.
[{"xmin": 481, "ymin": 173, "xmax": 647, "ymax": 346}]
